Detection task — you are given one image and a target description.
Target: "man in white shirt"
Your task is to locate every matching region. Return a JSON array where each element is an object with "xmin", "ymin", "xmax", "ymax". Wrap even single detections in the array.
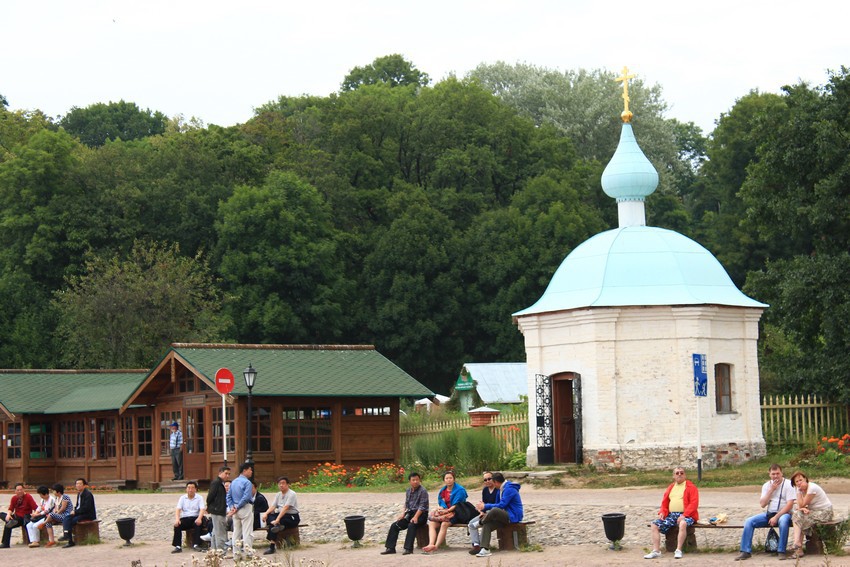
[
  {"xmin": 172, "ymin": 481, "xmax": 206, "ymax": 553},
  {"xmin": 734, "ymin": 464, "xmax": 796, "ymax": 561}
]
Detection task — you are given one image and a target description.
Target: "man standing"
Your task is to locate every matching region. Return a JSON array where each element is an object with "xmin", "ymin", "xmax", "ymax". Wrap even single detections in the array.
[
  {"xmin": 262, "ymin": 476, "xmax": 300, "ymax": 555},
  {"xmin": 468, "ymin": 471, "xmax": 500, "ymax": 555},
  {"xmin": 226, "ymin": 463, "xmax": 254, "ymax": 561},
  {"xmin": 0, "ymin": 483, "xmax": 37, "ymax": 548},
  {"xmin": 172, "ymin": 481, "xmax": 206, "ymax": 553},
  {"xmin": 644, "ymin": 467, "xmax": 699, "ymax": 560},
  {"xmin": 61, "ymin": 478, "xmax": 96, "ymax": 548},
  {"xmin": 734, "ymin": 464, "xmax": 795, "ymax": 561},
  {"xmin": 170, "ymin": 421, "xmax": 184, "ymax": 481},
  {"xmin": 380, "ymin": 471, "xmax": 428, "ymax": 556},
  {"xmin": 206, "ymin": 466, "xmax": 230, "ymax": 553},
  {"xmin": 474, "ymin": 472, "xmax": 523, "ymax": 558}
]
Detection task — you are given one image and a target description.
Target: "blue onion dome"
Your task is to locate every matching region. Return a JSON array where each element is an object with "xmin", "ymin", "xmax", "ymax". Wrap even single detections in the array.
[{"xmin": 601, "ymin": 123, "xmax": 658, "ymax": 202}]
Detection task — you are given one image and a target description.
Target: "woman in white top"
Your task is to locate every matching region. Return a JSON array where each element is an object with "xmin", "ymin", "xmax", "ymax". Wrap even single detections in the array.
[
  {"xmin": 789, "ymin": 470, "xmax": 833, "ymax": 558},
  {"xmin": 26, "ymin": 486, "xmax": 56, "ymax": 547}
]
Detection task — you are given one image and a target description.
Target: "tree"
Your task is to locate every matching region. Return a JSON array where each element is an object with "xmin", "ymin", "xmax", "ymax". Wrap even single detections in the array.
[
  {"xmin": 362, "ymin": 190, "xmax": 464, "ymax": 391},
  {"xmin": 53, "ymin": 241, "xmax": 229, "ymax": 368},
  {"xmin": 215, "ymin": 170, "xmax": 350, "ymax": 343},
  {"xmin": 684, "ymin": 91, "xmax": 785, "ymax": 285},
  {"xmin": 60, "ymin": 100, "xmax": 167, "ymax": 147},
  {"xmin": 741, "ymin": 68, "xmax": 850, "ymax": 402},
  {"xmin": 341, "ymin": 54, "xmax": 429, "ymax": 91},
  {"xmin": 468, "ymin": 63, "xmax": 695, "ymax": 227}
]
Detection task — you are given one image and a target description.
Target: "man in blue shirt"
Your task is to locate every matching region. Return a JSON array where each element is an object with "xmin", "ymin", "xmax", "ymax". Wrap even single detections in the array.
[
  {"xmin": 226, "ymin": 463, "xmax": 254, "ymax": 561},
  {"xmin": 169, "ymin": 422, "xmax": 183, "ymax": 481}
]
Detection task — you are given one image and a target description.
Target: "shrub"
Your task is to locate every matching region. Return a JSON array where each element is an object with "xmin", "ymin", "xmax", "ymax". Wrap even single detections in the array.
[
  {"xmin": 349, "ymin": 462, "xmax": 405, "ymax": 486},
  {"xmin": 505, "ymin": 451, "xmax": 527, "ymax": 470},
  {"xmin": 412, "ymin": 430, "xmax": 459, "ymax": 470},
  {"xmin": 458, "ymin": 427, "xmax": 504, "ymax": 474}
]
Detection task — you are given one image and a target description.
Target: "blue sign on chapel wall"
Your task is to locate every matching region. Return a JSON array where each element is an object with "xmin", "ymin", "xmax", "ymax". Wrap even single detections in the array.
[{"xmin": 692, "ymin": 354, "xmax": 707, "ymax": 397}]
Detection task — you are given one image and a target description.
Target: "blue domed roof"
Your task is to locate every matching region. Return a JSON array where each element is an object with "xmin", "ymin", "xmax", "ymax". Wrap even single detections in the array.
[{"xmin": 513, "ymin": 226, "xmax": 767, "ymax": 317}]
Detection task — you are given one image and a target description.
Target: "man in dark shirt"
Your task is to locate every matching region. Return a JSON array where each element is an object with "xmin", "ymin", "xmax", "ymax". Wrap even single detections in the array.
[
  {"xmin": 60, "ymin": 478, "xmax": 96, "ymax": 548},
  {"xmin": 468, "ymin": 471, "xmax": 500, "ymax": 555},
  {"xmin": 0, "ymin": 483, "xmax": 37, "ymax": 548},
  {"xmin": 381, "ymin": 472, "xmax": 429, "ymax": 555},
  {"xmin": 206, "ymin": 466, "xmax": 231, "ymax": 552}
]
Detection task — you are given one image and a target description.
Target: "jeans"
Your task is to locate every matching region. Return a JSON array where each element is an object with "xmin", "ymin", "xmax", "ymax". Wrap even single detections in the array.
[
  {"xmin": 469, "ymin": 515, "xmax": 483, "ymax": 546},
  {"xmin": 740, "ymin": 512, "xmax": 791, "ymax": 553}
]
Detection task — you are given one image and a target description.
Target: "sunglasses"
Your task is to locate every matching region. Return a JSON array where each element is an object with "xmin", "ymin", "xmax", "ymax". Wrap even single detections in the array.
[{"xmin": 483, "ymin": 477, "xmax": 493, "ymax": 481}]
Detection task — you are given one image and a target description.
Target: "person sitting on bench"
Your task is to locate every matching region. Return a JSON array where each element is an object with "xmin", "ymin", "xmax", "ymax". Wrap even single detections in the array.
[
  {"xmin": 734, "ymin": 463, "xmax": 795, "ymax": 561},
  {"xmin": 261, "ymin": 476, "xmax": 299, "ymax": 555},
  {"xmin": 172, "ymin": 481, "xmax": 206, "ymax": 553},
  {"xmin": 644, "ymin": 467, "xmax": 699, "ymax": 560},
  {"xmin": 60, "ymin": 478, "xmax": 96, "ymax": 548},
  {"xmin": 473, "ymin": 472, "xmax": 523, "ymax": 558},
  {"xmin": 0, "ymin": 483, "xmax": 37, "ymax": 548}
]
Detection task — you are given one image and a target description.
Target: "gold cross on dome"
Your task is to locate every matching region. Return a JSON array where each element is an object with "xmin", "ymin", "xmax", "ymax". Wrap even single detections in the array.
[{"xmin": 615, "ymin": 66, "xmax": 636, "ymax": 122}]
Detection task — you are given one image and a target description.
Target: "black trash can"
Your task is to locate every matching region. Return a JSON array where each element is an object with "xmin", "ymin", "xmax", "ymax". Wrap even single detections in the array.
[
  {"xmin": 344, "ymin": 515, "xmax": 366, "ymax": 547},
  {"xmin": 601, "ymin": 513, "xmax": 626, "ymax": 550},
  {"xmin": 116, "ymin": 517, "xmax": 136, "ymax": 546}
]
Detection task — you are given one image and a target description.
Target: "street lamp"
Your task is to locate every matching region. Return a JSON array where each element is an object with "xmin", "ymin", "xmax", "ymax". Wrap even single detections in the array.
[{"xmin": 243, "ymin": 363, "xmax": 257, "ymax": 480}]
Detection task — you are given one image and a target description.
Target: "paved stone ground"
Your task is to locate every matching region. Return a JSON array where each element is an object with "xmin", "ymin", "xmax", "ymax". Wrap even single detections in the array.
[{"xmin": 1, "ymin": 482, "xmax": 848, "ymax": 566}]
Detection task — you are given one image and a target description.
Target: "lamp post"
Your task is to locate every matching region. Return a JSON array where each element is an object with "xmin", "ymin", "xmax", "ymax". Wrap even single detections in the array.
[{"xmin": 243, "ymin": 363, "xmax": 257, "ymax": 481}]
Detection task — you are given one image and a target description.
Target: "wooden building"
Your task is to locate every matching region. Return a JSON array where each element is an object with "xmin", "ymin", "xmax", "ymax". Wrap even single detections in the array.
[{"xmin": 0, "ymin": 343, "xmax": 432, "ymax": 486}]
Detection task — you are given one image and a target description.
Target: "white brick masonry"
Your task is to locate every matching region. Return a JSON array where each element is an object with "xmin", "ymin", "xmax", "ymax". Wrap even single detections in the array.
[{"xmin": 516, "ymin": 305, "xmax": 766, "ymax": 469}]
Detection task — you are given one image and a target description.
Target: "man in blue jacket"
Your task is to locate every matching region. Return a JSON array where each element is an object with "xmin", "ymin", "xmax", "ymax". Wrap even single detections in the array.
[{"xmin": 473, "ymin": 472, "xmax": 523, "ymax": 557}]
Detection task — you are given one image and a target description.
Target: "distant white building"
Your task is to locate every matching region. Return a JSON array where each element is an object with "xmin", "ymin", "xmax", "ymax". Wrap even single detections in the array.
[
  {"xmin": 513, "ymin": 96, "xmax": 767, "ymax": 470},
  {"xmin": 454, "ymin": 363, "xmax": 527, "ymax": 412},
  {"xmin": 414, "ymin": 394, "xmax": 451, "ymax": 412}
]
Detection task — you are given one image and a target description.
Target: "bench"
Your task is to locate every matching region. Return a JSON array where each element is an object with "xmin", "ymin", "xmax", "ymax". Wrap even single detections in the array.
[
  {"xmin": 72, "ymin": 519, "xmax": 101, "ymax": 543},
  {"xmin": 663, "ymin": 520, "xmax": 843, "ymax": 555},
  {"xmin": 415, "ymin": 520, "xmax": 535, "ymax": 551},
  {"xmin": 272, "ymin": 523, "xmax": 307, "ymax": 548},
  {"xmin": 804, "ymin": 519, "xmax": 844, "ymax": 555}
]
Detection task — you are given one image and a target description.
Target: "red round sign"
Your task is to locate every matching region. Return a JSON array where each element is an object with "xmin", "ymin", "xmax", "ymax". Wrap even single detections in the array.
[{"xmin": 214, "ymin": 367, "xmax": 235, "ymax": 395}]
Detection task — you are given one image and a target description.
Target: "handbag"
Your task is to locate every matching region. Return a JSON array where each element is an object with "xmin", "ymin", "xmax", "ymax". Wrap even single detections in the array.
[
  {"xmin": 453, "ymin": 501, "xmax": 478, "ymax": 524},
  {"xmin": 765, "ymin": 527, "xmax": 779, "ymax": 553}
]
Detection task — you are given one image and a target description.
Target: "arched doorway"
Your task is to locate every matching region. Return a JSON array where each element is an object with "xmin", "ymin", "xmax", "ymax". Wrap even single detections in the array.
[{"xmin": 552, "ymin": 373, "xmax": 582, "ymax": 464}]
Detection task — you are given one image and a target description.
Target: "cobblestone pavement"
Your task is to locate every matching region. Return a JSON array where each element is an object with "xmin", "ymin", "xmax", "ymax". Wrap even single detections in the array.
[{"xmin": 0, "ymin": 483, "xmax": 848, "ymax": 566}]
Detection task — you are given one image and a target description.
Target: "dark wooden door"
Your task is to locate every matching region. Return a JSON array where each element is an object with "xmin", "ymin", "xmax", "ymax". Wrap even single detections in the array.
[{"xmin": 553, "ymin": 377, "xmax": 575, "ymax": 463}]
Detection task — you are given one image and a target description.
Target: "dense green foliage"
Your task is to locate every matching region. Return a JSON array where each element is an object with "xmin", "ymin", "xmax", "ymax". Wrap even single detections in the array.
[{"xmin": 1, "ymin": 56, "xmax": 848, "ymax": 402}]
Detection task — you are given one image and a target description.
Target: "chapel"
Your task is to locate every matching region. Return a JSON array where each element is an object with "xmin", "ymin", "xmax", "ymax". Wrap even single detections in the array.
[{"xmin": 513, "ymin": 69, "xmax": 768, "ymax": 469}]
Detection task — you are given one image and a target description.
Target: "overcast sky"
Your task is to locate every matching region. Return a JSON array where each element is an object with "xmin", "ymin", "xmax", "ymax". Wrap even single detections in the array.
[{"xmin": 3, "ymin": 0, "xmax": 847, "ymax": 135}]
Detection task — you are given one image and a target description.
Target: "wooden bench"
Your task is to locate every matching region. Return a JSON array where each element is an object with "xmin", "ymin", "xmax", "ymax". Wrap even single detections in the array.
[
  {"xmin": 804, "ymin": 519, "xmax": 844, "ymax": 555},
  {"xmin": 415, "ymin": 520, "xmax": 535, "ymax": 551},
  {"xmin": 664, "ymin": 521, "xmax": 843, "ymax": 555},
  {"xmin": 72, "ymin": 519, "xmax": 101, "ymax": 543},
  {"xmin": 272, "ymin": 523, "xmax": 307, "ymax": 547}
]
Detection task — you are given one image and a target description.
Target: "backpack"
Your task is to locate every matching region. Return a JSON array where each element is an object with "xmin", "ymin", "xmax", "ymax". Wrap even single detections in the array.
[{"xmin": 765, "ymin": 528, "xmax": 779, "ymax": 553}]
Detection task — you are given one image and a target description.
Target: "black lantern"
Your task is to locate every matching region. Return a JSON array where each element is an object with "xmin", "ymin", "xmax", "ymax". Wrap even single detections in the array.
[{"xmin": 243, "ymin": 363, "xmax": 257, "ymax": 480}]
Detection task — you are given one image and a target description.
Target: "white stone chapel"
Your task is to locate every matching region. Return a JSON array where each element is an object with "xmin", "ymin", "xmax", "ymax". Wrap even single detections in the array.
[{"xmin": 513, "ymin": 69, "xmax": 768, "ymax": 470}]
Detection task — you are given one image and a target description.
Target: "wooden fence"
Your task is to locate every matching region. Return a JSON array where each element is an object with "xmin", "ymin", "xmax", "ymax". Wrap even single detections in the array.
[
  {"xmin": 400, "ymin": 412, "xmax": 528, "ymax": 462},
  {"xmin": 761, "ymin": 394, "xmax": 850, "ymax": 446}
]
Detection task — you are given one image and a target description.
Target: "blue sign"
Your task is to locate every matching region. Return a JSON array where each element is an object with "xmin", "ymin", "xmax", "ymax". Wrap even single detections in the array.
[{"xmin": 693, "ymin": 354, "xmax": 707, "ymax": 397}]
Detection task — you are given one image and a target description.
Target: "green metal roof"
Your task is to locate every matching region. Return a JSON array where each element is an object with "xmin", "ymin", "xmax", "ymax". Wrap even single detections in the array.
[
  {"xmin": 0, "ymin": 371, "xmax": 147, "ymax": 415},
  {"xmin": 168, "ymin": 344, "xmax": 433, "ymax": 398}
]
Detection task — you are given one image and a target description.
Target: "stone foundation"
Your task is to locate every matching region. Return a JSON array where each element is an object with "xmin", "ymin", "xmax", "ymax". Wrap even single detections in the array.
[{"xmin": 582, "ymin": 440, "xmax": 767, "ymax": 470}]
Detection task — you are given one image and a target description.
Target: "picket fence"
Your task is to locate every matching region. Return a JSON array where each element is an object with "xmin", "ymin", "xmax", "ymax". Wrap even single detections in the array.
[
  {"xmin": 761, "ymin": 394, "xmax": 850, "ymax": 446},
  {"xmin": 400, "ymin": 396, "xmax": 850, "ymax": 459},
  {"xmin": 400, "ymin": 412, "xmax": 528, "ymax": 462}
]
